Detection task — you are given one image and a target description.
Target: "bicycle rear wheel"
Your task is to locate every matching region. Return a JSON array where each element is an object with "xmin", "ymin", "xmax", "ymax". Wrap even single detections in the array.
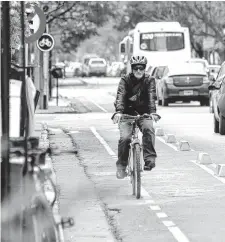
[{"xmin": 133, "ymin": 144, "xmax": 141, "ymax": 199}]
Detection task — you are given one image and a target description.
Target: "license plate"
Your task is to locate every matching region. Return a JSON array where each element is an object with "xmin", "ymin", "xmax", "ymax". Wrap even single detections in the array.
[{"xmin": 183, "ymin": 90, "xmax": 193, "ymax": 95}]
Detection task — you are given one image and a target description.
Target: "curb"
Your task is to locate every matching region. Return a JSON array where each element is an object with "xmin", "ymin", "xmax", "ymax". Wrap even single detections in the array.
[{"xmin": 40, "ymin": 122, "xmax": 60, "ymax": 215}]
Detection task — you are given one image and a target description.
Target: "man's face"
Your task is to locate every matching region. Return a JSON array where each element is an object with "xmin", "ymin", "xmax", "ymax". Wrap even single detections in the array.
[{"xmin": 132, "ymin": 65, "xmax": 145, "ymax": 79}]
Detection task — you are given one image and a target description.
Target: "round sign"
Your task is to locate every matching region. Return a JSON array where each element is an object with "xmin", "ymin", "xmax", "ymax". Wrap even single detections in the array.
[
  {"xmin": 141, "ymin": 43, "xmax": 147, "ymax": 50},
  {"xmin": 37, "ymin": 33, "xmax": 55, "ymax": 51}
]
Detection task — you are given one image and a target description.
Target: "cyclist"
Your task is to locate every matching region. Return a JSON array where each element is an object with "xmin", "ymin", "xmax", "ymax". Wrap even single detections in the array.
[{"xmin": 112, "ymin": 55, "xmax": 160, "ymax": 179}]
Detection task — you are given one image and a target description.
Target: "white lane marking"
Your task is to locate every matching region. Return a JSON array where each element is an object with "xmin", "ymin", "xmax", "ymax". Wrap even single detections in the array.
[
  {"xmin": 168, "ymin": 226, "xmax": 190, "ymax": 242},
  {"xmin": 85, "ymin": 97, "xmax": 108, "ymax": 113},
  {"xmin": 156, "ymin": 136, "xmax": 195, "ymax": 152},
  {"xmin": 156, "ymin": 212, "xmax": 168, "ymax": 218},
  {"xmin": 90, "ymin": 127, "xmax": 115, "ymax": 156},
  {"xmin": 150, "ymin": 205, "xmax": 161, "ymax": 211},
  {"xmin": 90, "ymin": 126, "xmax": 190, "ymax": 242},
  {"xmin": 69, "ymin": 131, "xmax": 80, "ymax": 134},
  {"xmin": 156, "ymin": 136, "xmax": 179, "ymax": 151},
  {"xmin": 163, "ymin": 220, "xmax": 175, "ymax": 227},
  {"xmin": 191, "ymin": 160, "xmax": 225, "ymax": 184},
  {"xmin": 144, "ymin": 200, "xmax": 155, "ymax": 204}
]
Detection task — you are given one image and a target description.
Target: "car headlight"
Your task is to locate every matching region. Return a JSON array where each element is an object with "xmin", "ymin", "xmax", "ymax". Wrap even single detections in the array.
[
  {"xmin": 203, "ymin": 77, "xmax": 209, "ymax": 84},
  {"xmin": 165, "ymin": 77, "xmax": 173, "ymax": 84}
]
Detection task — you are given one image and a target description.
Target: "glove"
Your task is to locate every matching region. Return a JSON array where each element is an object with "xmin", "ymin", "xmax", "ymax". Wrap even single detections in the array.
[
  {"xmin": 112, "ymin": 113, "xmax": 122, "ymax": 124},
  {"xmin": 150, "ymin": 113, "xmax": 161, "ymax": 122}
]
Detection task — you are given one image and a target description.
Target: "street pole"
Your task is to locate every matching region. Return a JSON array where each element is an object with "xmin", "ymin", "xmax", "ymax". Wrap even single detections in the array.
[
  {"xmin": 1, "ymin": 0, "xmax": 11, "ymax": 202},
  {"xmin": 43, "ymin": 23, "xmax": 49, "ymax": 109},
  {"xmin": 56, "ymin": 77, "xmax": 59, "ymax": 106},
  {"xmin": 49, "ymin": 49, "xmax": 52, "ymax": 100}
]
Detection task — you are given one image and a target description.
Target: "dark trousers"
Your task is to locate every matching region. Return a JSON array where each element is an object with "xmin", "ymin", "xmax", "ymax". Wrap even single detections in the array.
[{"xmin": 116, "ymin": 117, "xmax": 157, "ymax": 168}]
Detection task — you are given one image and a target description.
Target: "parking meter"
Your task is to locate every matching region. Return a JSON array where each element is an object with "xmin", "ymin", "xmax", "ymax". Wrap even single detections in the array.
[{"xmin": 51, "ymin": 67, "xmax": 63, "ymax": 106}]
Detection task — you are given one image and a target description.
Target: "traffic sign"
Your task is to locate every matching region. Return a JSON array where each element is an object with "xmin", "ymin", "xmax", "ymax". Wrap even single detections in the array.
[{"xmin": 37, "ymin": 33, "xmax": 54, "ymax": 51}]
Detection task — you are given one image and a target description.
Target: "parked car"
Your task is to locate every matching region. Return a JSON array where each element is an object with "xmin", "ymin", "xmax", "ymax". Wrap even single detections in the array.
[
  {"xmin": 108, "ymin": 62, "xmax": 125, "ymax": 77},
  {"xmin": 86, "ymin": 58, "xmax": 107, "ymax": 77},
  {"xmin": 208, "ymin": 61, "xmax": 225, "ymax": 135},
  {"xmin": 156, "ymin": 62, "xmax": 210, "ymax": 106},
  {"xmin": 81, "ymin": 54, "xmax": 99, "ymax": 77},
  {"xmin": 208, "ymin": 65, "xmax": 221, "ymax": 113}
]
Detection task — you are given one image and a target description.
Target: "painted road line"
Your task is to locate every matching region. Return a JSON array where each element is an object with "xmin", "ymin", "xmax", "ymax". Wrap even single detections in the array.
[
  {"xmin": 149, "ymin": 205, "xmax": 161, "ymax": 211},
  {"xmin": 156, "ymin": 136, "xmax": 179, "ymax": 151},
  {"xmin": 163, "ymin": 220, "xmax": 175, "ymax": 227},
  {"xmin": 85, "ymin": 97, "xmax": 108, "ymax": 113},
  {"xmin": 190, "ymin": 160, "xmax": 225, "ymax": 184},
  {"xmin": 168, "ymin": 226, "xmax": 190, "ymax": 242},
  {"xmin": 157, "ymin": 136, "xmax": 195, "ymax": 152},
  {"xmin": 144, "ymin": 200, "xmax": 156, "ymax": 204},
  {"xmin": 90, "ymin": 127, "xmax": 115, "ymax": 156},
  {"xmin": 90, "ymin": 126, "xmax": 190, "ymax": 242},
  {"xmin": 156, "ymin": 212, "xmax": 168, "ymax": 218}
]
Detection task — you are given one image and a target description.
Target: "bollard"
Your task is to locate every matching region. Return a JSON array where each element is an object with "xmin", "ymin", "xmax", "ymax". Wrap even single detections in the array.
[
  {"xmin": 155, "ymin": 128, "xmax": 165, "ymax": 136},
  {"xmin": 165, "ymin": 134, "xmax": 177, "ymax": 143},
  {"xmin": 215, "ymin": 164, "xmax": 225, "ymax": 177},
  {"xmin": 179, "ymin": 140, "xmax": 190, "ymax": 151},
  {"xmin": 197, "ymin": 152, "xmax": 212, "ymax": 165}
]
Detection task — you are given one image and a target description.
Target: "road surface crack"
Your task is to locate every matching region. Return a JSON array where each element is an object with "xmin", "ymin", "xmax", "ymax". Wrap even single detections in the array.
[{"xmin": 64, "ymin": 130, "xmax": 123, "ymax": 242}]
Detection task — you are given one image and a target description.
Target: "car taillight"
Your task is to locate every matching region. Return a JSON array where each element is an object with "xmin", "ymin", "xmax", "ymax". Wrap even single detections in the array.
[
  {"xmin": 203, "ymin": 77, "xmax": 209, "ymax": 84},
  {"xmin": 165, "ymin": 77, "xmax": 173, "ymax": 84}
]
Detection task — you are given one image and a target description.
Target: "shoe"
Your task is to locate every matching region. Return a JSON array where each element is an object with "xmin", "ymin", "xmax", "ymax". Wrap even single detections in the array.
[
  {"xmin": 116, "ymin": 168, "xmax": 127, "ymax": 179},
  {"xmin": 144, "ymin": 161, "xmax": 155, "ymax": 171}
]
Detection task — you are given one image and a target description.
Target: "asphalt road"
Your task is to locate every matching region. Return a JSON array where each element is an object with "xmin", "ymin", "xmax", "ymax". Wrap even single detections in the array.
[{"xmin": 37, "ymin": 77, "xmax": 225, "ymax": 242}]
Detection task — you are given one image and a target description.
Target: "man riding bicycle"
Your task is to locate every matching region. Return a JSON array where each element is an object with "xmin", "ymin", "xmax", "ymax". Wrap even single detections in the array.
[{"xmin": 112, "ymin": 55, "xmax": 160, "ymax": 179}]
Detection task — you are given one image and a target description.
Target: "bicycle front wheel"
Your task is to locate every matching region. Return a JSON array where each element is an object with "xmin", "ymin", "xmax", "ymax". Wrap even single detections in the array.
[{"xmin": 133, "ymin": 144, "xmax": 141, "ymax": 199}]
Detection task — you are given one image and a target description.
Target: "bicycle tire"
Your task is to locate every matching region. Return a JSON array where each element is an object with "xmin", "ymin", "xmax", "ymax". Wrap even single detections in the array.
[{"xmin": 133, "ymin": 144, "xmax": 141, "ymax": 199}]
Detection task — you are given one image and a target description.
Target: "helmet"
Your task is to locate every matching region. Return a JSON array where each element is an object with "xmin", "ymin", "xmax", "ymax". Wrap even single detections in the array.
[{"xmin": 130, "ymin": 55, "xmax": 147, "ymax": 66}]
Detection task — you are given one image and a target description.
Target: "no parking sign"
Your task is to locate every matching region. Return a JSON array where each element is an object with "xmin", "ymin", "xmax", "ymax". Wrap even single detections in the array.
[{"xmin": 37, "ymin": 33, "xmax": 55, "ymax": 51}]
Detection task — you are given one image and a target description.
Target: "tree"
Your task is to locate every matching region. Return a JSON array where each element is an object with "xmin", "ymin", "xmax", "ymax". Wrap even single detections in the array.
[
  {"xmin": 75, "ymin": 20, "xmax": 127, "ymax": 62},
  {"xmin": 41, "ymin": 1, "xmax": 118, "ymax": 52}
]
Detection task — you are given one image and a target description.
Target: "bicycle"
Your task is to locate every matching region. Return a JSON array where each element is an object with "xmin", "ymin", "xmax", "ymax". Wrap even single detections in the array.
[{"xmin": 122, "ymin": 113, "xmax": 160, "ymax": 199}]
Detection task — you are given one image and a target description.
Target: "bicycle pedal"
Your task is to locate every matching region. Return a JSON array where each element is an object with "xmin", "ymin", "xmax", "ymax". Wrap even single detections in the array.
[{"xmin": 61, "ymin": 217, "xmax": 74, "ymax": 228}]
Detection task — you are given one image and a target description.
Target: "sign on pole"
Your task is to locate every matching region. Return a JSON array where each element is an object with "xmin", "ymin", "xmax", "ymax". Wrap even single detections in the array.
[
  {"xmin": 37, "ymin": 33, "xmax": 55, "ymax": 52},
  {"xmin": 203, "ymin": 37, "xmax": 215, "ymax": 50}
]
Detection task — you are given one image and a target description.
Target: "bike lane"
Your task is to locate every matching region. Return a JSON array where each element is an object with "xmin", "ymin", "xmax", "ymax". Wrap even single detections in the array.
[{"xmin": 68, "ymin": 116, "xmax": 225, "ymax": 242}]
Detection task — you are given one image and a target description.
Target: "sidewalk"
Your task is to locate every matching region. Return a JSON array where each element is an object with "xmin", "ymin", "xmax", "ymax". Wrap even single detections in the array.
[
  {"xmin": 34, "ymin": 118, "xmax": 115, "ymax": 242},
  {"xmin": 35, "ymin": 97, "xmax": 76, "ymax": 114}
]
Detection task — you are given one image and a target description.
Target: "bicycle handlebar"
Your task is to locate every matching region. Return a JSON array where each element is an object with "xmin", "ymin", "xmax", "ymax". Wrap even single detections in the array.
[
  {"xmin": 122, "ymin": 113, "xmax": 161, "ymax": 120},
  {"xmin": 122, "ymin": 114, "xmax": 150, "ymax": 120}
]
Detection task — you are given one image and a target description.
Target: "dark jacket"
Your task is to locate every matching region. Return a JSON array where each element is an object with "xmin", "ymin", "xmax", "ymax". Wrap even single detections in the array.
[{"xmin": 114, "ymin": 73, "xmax": 156, "ymax": 115}]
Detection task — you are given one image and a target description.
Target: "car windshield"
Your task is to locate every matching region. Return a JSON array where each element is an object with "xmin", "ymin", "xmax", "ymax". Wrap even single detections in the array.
[
  {"xmin": 90, "ymin": 60, "xmax": 105, "ymax": 65},
  {"xmin": 188, "ymin": 59, "xmax": 208, "ymax": 68},
  {"xmin": 140, "ymin": 32, "xmax": 184, "ymax": 51},
  {"xmin": 168, "ymin": 63, "xmax": 206, "ymax": 75}
]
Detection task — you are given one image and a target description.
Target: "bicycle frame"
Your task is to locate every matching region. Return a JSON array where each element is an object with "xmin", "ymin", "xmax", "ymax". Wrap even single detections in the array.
[{"xmin": 127, "ymin": 118, "xmax": 144, "ymax": 175}]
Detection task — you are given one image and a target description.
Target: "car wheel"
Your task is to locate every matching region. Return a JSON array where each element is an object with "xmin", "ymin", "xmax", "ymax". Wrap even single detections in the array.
[
  {"xmin": 200, "ymin": 98, "xmax": 209, "ymax": 106},
  {"xmin": 157, "ymin": 90, "xmax": 162, "ymax": 105},
  {"xmin": 162, "ymin": 93, "xmax": 168, "ymax": 106},
  {"xmin": 219, "ymin": 114, "xmax": 225, "ymax": 135},
  {"xmin": 214, "ymin": 114, "xmax": 219, "ymax": 133}
]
